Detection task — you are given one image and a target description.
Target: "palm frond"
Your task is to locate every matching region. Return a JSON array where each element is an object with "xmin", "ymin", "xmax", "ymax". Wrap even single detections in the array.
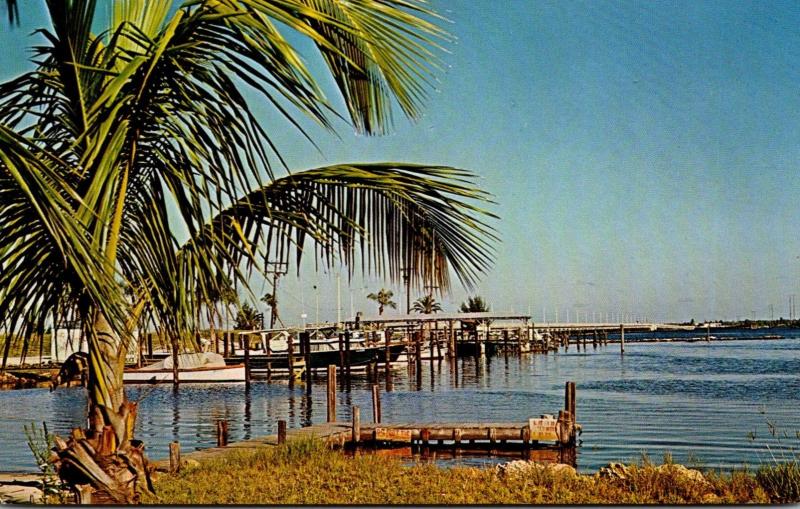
[{"xmin": 176, "ymin": 163, "xmax": 498, "ymax": 299}]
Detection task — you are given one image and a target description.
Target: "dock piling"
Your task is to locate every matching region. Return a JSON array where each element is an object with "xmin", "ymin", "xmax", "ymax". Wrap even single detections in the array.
[
  {"xmin": 371, "ymin": 384, "xmax": 381, "ymax": 423},
  {"xmin": 277, "ymin": 420, "xmax": 287, "ymax": 444},
  {"xmin": 352, "ymin": 406, "xmax": 360, "ymax": 443},
  {"xmin": 243, "ymin": 336, "xmax": 251, "ymax": 390},
  {"xmin": 619, "ymin": 324, "xmax": 625, "ymax": 354},
  {"xmin": 287, "ymin": 332, "xmax": 295, "ymax": 390},
  {"xmin": 216, "ymin": 420, "xmax": 228, "ymax": 447},
  {"xmin": 171, "ymin": 338, "xmax": 179, "ymax": 388},
  {"xmin": 326, "ymin": 364, "xmax": 336, "ymax": 422},
  {"xmin": 169, "ymin": 441, "xmax": 181, "ymax": 474}
]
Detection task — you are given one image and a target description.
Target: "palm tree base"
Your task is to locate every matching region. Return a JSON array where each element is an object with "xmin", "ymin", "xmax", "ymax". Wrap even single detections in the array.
[{"xmin": 51, "ymin": 403, "xmax": 154, "ymax": 504}]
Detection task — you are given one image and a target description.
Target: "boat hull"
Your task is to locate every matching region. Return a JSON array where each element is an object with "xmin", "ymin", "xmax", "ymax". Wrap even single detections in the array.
[{"xmin": 123, "ymin": 364, "xmax": 246, "ymax": 384}]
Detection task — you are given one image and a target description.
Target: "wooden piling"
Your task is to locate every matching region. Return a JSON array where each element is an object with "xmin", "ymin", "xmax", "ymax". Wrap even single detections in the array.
[
  {"xmin": 344, "ymin": 330, "xmax": 352, "ymax": 386},
  {"xmin": 449, "ymin": 321, "xmax": 456, "ymax": 358},
  {"xmin": 371, "ymin": 384, "xmax": 381, "ymax": 423},
  {"xmin": 169, "ymin": 441, "xmax": 181, "ymax": 474},
  {"xmin": 287, "ymin": 332, "xmax": 295, "ymax": 390},
  {"xmin": 415, "ymin": 330, "xmax": 423, "ymax": 371},
  {"xmin": 384, "ymin": 330, "xmax": 392, "ymax": 391},
  {"xmin": 565, "ymin": 381, "xmax": 576, "ymax": 420},
  {"xmin": 338, "ymin": 333, "xmax": 345, "ymax": 371},
  {"xmin": 277, "ymin": 420, "xmax": 287, "ymax": 445},
  {"xmin": 243, "ymin": 335, "xmax": 251, "ymax": 390},
  {"xmin": 352, "ymin": 406, "xmax": 360, "ymax": 443},
  {"xmin": 223, "ymin": 331, "xmax": 228, "ymax": 357},
  {"xmin": 706, "ymin": 323, "xmax": 711, "ymax": 342},
  {"xmin": 301, "ymin": 331, "xmax": 312, "ymax": 390},
  {"xmin": 147, "ymin": 333, "xmax": 153, "ymax": 358},
  {"xmin": 327, "ymin": 364, "xmax": 336, "ymax": 422},
  {"xmin": 619, "ymin": 324, "xmax": 625, "ymax": 354},
  {"xmin": 171, "ymin": 338, "xmax": 179, "ymax": 388},
  {"xmin": 420, "ymin": 428, "xmax": 430, "ymax": 446},
  {"xmin": 217, "ymin": 420, "xmax": 228, "ymax": 447}
]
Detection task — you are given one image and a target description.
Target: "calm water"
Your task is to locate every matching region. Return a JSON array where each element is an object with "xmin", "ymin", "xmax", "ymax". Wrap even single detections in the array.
[{"xmin": 1, "ymin": 329, "xmax": 798, "ymax": 473}]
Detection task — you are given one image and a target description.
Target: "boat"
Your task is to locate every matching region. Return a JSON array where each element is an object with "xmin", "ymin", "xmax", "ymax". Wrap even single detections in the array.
[
  {"xmin": 229, "ymin": 328, "xmax": 407, "ymax": 374},
  {"xmin": 124, "ymin": 352, "xmax": 246, "ymax": 384}
]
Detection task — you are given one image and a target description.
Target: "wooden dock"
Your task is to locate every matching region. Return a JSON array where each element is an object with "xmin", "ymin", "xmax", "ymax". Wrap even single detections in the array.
[{"xmin": 153, "ymin": 380, "xmax": 579, "ymax": 473}]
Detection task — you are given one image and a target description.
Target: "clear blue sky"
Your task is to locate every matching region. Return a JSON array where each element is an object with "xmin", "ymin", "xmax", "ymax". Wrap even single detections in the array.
[{"xmin": 2, "ymin": 0, "xmax": 799, "ymax": 323}]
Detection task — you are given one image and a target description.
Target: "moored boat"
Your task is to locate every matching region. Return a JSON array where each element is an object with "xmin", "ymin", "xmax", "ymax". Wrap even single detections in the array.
[{"xmin": 124, "ymin": 352, "xmax": 245, "ymax": 384}]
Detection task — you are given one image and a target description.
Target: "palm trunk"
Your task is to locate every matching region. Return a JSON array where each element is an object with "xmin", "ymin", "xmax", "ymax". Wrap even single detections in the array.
[{"xmin": 52, "ymin": 311, "xmax": 153, "ymax": 504}]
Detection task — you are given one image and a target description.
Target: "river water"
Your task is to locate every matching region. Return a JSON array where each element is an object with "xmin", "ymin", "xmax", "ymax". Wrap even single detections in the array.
[{"xmin": 1, "ymin": 328, "xmax": 798, "ymax": 473}]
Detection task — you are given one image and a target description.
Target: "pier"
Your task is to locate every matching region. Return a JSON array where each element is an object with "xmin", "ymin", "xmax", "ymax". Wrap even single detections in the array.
[{"xmin": 151, "ymin": 377, "xmax": 580, "ymax": 473}]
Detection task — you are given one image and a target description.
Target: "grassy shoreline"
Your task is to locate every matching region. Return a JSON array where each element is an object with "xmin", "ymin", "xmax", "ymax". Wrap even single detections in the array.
[{"xmin": 141, "ymin": 439, "xmax": 798, "ymax": 505}]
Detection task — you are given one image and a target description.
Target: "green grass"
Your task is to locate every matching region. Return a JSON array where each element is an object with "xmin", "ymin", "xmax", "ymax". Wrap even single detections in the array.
[{"xmin": 141, "ymin": 439, "xmax": 793, "ymax": 505}]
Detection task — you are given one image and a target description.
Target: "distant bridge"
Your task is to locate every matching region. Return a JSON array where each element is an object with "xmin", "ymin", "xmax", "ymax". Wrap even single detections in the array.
[{"xmin": 533, "ymin": 322, "xmax": 696, "ymax": 332}]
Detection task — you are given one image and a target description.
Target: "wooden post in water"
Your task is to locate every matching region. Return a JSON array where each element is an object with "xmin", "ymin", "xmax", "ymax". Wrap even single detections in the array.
[
  {"xmin": 217, "ymin": 420, "xmax": 228, "ymax": 447},
  {"xmin": 429, "ymin": 327, "xmax": 435, "ymax": 366},
  {"xmin": 326, "ymin": 364, "xmax": 336, "ymax": 422},
  {"xmin": 301, "ymin": 331, "xmax": 312, "ymax": 391},
  {"xmin": 277, "ymin": 420, "xmax": 287, "ymax": 444},
  {"xmin": 564, "ymin": 381, "xmax": 576, "ymax": 419},
  {"xmin": 169, "ymin": 441, "xmax": 181, "ymax": 474},
  {"xmin": 371, "ymin": 383, "xmax": 381, "ymax": 423},
  {"xmin": 344, "ymin": 330, "xmax": 352, "ymax": 387},
  {"xmin": 351, "ymin": 405, "xmax": 360, "ymax": 444},
  {"xmin": 415, "ymin": 330, "xmax": 423, "ymax": 372},
  {"xmin": 619, "ymin": 324, "xmax": 625, "ymax": 354},
  {"xmin": 243, "ymin": 335, "xmax": 251, "ymax": 390},
  {"xmin": 147, "ymin": 333, "xmax": 153, "ymax": 358},
  {"xmin": 288, "ymin": 332, "xmax": 295, "ymax": 390},
  {"xmin": 593, "ymin": 330, "xmax": 598, "ymax": 349},
  {"xmin": 338, "ymin": 333, "xmax": 345, "ymax": 372},
  {"xmin": 706, "ymin": 323, "xmax": 711, "ymax": 342},
  {"xmin": 384, "ymin": 329, "xmax": 392, "ymax": 391},
  {"xmin": 171, "ymin": 337, "xmax": 180, "ymax": 388},
  {"xmin": 449, "ymin": 320, "xmax": 456, "ymax": 358}
]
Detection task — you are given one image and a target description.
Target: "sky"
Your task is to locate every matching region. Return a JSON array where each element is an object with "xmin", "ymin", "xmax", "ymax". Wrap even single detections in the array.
[{"xmin": 1, "ymin": 0, "xmax": 800, "ymax": 324}]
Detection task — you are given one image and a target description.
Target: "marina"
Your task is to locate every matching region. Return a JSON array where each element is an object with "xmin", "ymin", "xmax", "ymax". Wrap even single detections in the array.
[{"xmin": 1, "ymin": 329, "xmax": 797, "ymax": 473}]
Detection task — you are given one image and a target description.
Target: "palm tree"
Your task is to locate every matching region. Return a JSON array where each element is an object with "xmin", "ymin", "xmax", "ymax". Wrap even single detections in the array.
[
  {"xmin": 1, "ymin": 1, "xmax": 496, "ymax": 502},
  {"xmin": 367, "ymin": 289, "xmax": 397, "ymax": 316},
  {"xmin": 412, "ymin": 295, "xmax": 442, "ymax": 314},
  {"xmin": 459, "ymin": 295, "xmax": 492, "ymax": 331},
  {"xmin": 261, "ymin": 292, "xmax": 283, "ymax": 328},
  {"xmin": 460, "ymin": 296, "xmax": 491, "ymax": 313},
  {"xmin": 234, "ymin": 303, "xmax": 261, "ymax": 330}
]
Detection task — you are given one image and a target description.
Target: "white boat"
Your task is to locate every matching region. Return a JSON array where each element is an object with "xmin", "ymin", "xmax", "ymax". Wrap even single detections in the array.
[{"xmin": 124, "ymin": 352, "xmax": 245, "ymax": 384}]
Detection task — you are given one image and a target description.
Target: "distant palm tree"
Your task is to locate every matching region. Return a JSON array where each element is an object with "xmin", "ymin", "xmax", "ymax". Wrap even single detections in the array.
[
  {"xmin": 412, "ymin": 295, "xmax": 442, "ymax": 314},
  {"xmin": 459, "ymin": 295, "xmax": 491, "ymax": 330},
  {"xmin": 367, "ymin": 289, "xmax": 397, "ymax": 315},
  {"xmin": 235, "ymin": 303, "xmax": 261, "ymax": 330},
  {"xmin": 460, "ymin": 295, "xmax": 490, "ymax": 313},
  {"xmin": 261, "ymin": 292, "xmax": 282, "ymax": 328}
]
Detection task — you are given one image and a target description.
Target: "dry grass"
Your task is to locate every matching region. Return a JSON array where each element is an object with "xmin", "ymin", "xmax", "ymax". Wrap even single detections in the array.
[{"xmin": 142, "ymin": 439, "xmax": 788, "ymax": 505}]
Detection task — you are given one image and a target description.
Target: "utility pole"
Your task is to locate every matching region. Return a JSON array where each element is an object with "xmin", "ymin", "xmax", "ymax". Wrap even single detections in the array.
[
  {"xmin": 401, "ymin": 267, "xmax": 412, "ymax": 314},
  {"xmin": 265, "ymin": 261, "xmax": 288, "ymax": 328}
]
